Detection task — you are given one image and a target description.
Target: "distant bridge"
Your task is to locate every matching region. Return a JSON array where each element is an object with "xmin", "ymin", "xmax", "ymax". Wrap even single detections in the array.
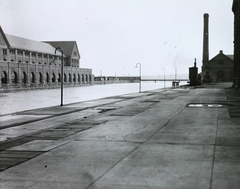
[{"xmin": 141, "ymin": 79, "xmax": 189, "ymax": 82}]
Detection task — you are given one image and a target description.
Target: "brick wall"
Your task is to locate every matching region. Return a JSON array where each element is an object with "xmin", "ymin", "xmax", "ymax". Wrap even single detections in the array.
[{"xmin": 233, "ymin": 0, "xmax": 240, "ymax": 88}]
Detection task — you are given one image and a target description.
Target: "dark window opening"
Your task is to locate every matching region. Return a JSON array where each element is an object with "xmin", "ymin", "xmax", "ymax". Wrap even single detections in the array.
[
  {"xmin": 1, "ymin": 71, "xmax": 7, "ymax": 84},
  {"xmin": 46, "ymin": 73, "xmax": 49, "ymax": 83},
  {"xmin": 31, "ymin": 72, "xmax": 35, "ymax": 83},
  {"xmin": 39, "ymin": 73, "xmax": 43, "ymax": 83},
  {"xmin": 12, "ymin": 72, "xmax": 17, "ymax": 84},
  {"xmin": 58, "ymin": 74, "xmax": 61, "ymax": 82},
  {"xmin": 22, "ymin": 72, "xmax": 27, "ymax": 83},
  {"xmin": 64, "ymin": 74, "xmax": 67, "ymax": 82},
  {"xmin": 52, "ymin": 73, "xmax": 56, "ymax": 82}
]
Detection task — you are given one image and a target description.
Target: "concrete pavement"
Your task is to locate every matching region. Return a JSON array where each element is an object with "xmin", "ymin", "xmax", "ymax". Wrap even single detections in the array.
[{"xmin": 0, "ymin": 82, "xmax": 240, "ymax": 188}]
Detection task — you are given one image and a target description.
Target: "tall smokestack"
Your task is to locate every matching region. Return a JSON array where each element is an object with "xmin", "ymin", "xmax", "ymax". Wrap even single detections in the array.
[{"xmin": 202, "ymin": 13, "xmax": 209, "ymax": 66}]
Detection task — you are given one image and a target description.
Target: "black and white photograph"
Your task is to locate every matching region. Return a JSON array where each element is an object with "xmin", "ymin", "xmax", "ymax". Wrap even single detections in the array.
[{"xmin": 0, "ymin": 0, "xmax": 239, "ymax": 188}]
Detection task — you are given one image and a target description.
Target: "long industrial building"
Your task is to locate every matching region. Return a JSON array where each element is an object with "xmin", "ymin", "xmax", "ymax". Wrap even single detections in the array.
[{"xmin": 0, "ymin": 26, "xmax": 93, "ymax": 90}]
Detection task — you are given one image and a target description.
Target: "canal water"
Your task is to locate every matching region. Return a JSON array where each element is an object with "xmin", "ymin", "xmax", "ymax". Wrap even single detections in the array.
[{"xmin": 0, "ymin": 81, "xmax": 187, "ymax": 115}]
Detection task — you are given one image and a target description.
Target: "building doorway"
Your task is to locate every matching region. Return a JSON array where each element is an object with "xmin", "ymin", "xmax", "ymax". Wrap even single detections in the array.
[{"xmin": 217, "ymin": 71, "xmax": 225, "ymax": 82}]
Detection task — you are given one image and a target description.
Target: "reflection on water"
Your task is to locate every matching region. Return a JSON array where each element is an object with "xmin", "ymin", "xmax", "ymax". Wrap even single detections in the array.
[{"xmin": 0, "ymin": 81, "xmax": 187, "ymax": 115}]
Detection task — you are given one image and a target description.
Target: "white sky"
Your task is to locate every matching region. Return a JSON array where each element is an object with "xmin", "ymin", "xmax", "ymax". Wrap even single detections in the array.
[{"xmin": 0, "ymin": 0, "xmax": 234, "ymax": 77}]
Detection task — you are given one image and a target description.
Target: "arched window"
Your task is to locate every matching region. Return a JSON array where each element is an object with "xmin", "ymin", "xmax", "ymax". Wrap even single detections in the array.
[
  {"xmin": 58, "ymin": 73, "xmax": 61, "ymax": 82},
  {"xmin": 46, "ymin": 73, "xmax": 49, "ymax": 83},
  {"xmin": 78, "ymin": 74, "xmax": 80, "ymax": 82},
  {"xmin": 64, "ymin": 74, "xmax": 67, "ymax": 82},
  {"xmin": 52, "ymin": 73, "xmax": 56, "ymax": 82},
  {"xmin": 39, "ymin": 73, "xmax": 43, "ymax": 83},
  {"xmin": 31, "ymin": 72, "xmax": 35, "ymax": 83},
  {"xmin": 73, "ymin": 74, "xmax": 76, "ymax": 82},
  {"xmin": 12, "ymin": 71, "xmax": 18, "ymax": 84},
  {"xmin": 1, "ymin": 71, "xmax": 7, "ymax": 84},
  {"xmin": 22, "ymin": 72, "xmax": 27, "ymax": 83},
  {"xmin": 82, "ymin": 74, "xmax": 84, "ymax": 82}
]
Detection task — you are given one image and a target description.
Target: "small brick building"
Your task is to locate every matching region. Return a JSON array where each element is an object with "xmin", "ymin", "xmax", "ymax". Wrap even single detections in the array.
[
  {"xmin": 201, "ymin": 13, "xmax": 234, "ymax": 83},
  {"xmin": 202, "ymin": 50, "xmax": 234, "ymax": 82}
]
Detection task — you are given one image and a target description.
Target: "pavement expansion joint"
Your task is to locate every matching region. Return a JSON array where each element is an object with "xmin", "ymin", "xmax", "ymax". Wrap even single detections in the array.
[
  {"xmin": 105, "ymin": 96, "xmax": 135, "ymax": 100},
  {"xmin": 143, "ymin": 100, "xmax": 161, "ymax": 103},
  {"xmin": 158, "ymin": 96, "xmax": 176, "ymax": 99},
  {"xmin": 0, "ymin": 150, "xmax": 45, "ymax": 172},
  {"xmin": 148, "ymin": 142, "xmax": 215, "ymax": 146}
]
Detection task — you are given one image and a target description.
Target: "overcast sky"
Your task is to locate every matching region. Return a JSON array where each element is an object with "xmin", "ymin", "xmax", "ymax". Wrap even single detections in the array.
[{"xmin": 0, "ymin": 0, "xmax": 234, "ymax": 77}]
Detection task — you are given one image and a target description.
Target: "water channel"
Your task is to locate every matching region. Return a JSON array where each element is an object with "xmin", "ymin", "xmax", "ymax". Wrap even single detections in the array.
[{"xmin": 0, "ymin": 81, "xmax": 187, "ymax": 115}]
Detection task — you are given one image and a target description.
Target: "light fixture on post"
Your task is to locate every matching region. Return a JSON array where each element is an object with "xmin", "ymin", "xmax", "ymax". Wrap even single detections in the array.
[
  {"xmin": 135, "ymin": 62, "xmax": 141, "ymax": 93},
  {"xmin": 55, "ymin": 47, "xmax": 64, "ymax": 106}
]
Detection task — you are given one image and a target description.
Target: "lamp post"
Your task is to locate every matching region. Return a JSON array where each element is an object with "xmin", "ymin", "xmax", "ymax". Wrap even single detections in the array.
[
  {"xmin": 175, "ymin": 67, "xmax": 177, "ymax": 81},
  {"xmin": 162, "ymin": 67, "xmax": 165, "ymax": 88},
  {"xmin": 135, "ymin": 62, "xmax": 141, "ymax": 93},
  {"xmin": 55, "ymin": 47, "xmax": 64, "ymax": 106}
]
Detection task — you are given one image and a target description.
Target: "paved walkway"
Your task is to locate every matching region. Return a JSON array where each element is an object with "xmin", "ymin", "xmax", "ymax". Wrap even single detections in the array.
[{"xmin": 0, "ymin": 82, "xmax": 240, "ymax": 189}]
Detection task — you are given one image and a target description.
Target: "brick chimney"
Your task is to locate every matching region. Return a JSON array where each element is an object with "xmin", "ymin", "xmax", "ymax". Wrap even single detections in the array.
[{"xmin": 202, "ymin": 13, "xmax": 209, "ymax": 66}]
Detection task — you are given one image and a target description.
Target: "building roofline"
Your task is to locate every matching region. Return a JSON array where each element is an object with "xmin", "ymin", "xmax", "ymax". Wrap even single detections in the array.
[
  {"xmin": 209, "ymin": 50, "xmax": 234, "ymax": 62},
  {"xmin": 44, "ymin": 41, "xmax": 80, "ymax": 58},
  {"xmin": 4, "ymin": 34, "xmax": 63, "ymax": 56},
  {"xmin": 0, "ymin": 26, "xmax": 10, "ymax": 47}
]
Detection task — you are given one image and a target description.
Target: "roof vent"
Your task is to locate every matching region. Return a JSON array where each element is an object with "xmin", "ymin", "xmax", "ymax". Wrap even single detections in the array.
[{"xmin": 220, "ymin": 50, "xmax": 223, "ymax": 53}]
